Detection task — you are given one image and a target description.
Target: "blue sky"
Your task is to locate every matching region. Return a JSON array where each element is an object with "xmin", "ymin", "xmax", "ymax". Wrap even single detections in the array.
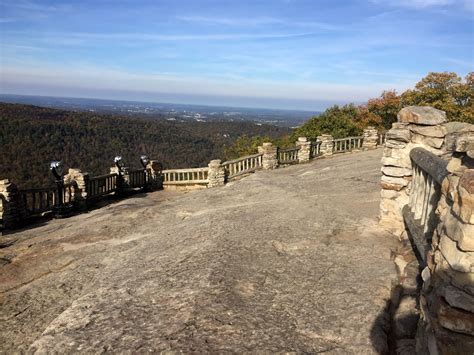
[{"xmin": 0, "ymin": 0, "xmax": 473, "ymax": 110}]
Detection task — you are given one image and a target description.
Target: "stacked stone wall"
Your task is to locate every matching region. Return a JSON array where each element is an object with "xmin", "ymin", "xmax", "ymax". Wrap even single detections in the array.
[
  {"xmin": 417, "ymin": 142, "xmax": 474, "ymax": 353},
  {"xmin": 380, "ymin": 106, "xmax": 451, "ymax": 234},
  {"xmin": 379, "ymin": 105, "xmax": 474, "ymax": 353}
]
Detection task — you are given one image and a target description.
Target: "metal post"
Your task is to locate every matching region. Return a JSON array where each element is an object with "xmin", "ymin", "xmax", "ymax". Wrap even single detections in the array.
[{"xmin": 50, "ymin": 161, "xmax": 72, "ymax": 218}]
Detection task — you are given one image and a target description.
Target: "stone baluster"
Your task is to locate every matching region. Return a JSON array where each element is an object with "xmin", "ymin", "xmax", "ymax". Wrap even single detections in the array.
[
  {"xmin": 362, "ymin": 126, "xmax": 379, "ymax": 150},
  {"xmin": 296, "ymin": 137, "xmax": 311, "ymax": 163},
  {"xmin": 317, "ymin": 134, "xmax": 334, "ymax": 156},
  {"xmin": 207, "ymin": 159, "xmax": 225, "ymax": 188},
  {"xmin": 258, "ymin": 142, "xmax": 278, "ymax": 170}
]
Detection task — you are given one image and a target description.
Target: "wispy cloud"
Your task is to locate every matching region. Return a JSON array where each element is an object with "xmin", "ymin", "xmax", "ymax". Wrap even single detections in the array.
[
  {"xmin": 1, "ymin": 0, "xmax": 72, "ymax": 12},
  {"xmin": 370, "ymin": 0, "xmax": 472, "ymax": 9},
  {"xmin": 175, "ymin": 15, "xmax": 339, "ymax": 31},
  {"xmin": 5, "ymin": 30, "xmax": 316, "ymax": 43}
]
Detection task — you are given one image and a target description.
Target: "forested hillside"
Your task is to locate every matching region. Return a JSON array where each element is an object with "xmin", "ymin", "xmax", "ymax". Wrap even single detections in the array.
[{"xmin": 0, "ymin": 103, "xmax": 290, "ymax": 188}]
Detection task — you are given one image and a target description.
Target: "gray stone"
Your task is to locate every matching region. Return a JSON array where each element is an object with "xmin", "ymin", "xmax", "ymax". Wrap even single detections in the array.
[
  {"xmin": 443, "ymin": 285, "xmax": 474, "ymax": 313},
  {"xmin": 398, "ymin": 106, "xmax": 447, "ymax": 125}
]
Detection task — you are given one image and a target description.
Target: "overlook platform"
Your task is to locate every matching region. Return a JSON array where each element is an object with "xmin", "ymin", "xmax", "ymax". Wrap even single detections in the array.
[{"xmin": 0, "ymin": 149, "xmax": 398, "ymax": 353}]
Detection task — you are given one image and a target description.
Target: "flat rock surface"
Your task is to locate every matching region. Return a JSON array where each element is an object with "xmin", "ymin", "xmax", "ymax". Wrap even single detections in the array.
[{"xmin": 0, "ymin": 149, "xmax": 397, "ymax": 353}]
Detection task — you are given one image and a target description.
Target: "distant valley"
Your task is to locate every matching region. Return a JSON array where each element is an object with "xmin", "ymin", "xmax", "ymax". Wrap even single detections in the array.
[
  {"xmin": 0, "ymin": 102, "xmax": 292, "ymax": 188},
  {"xmin": 0, "ymin": 94, "xmax": 318, "ymax": 128}
]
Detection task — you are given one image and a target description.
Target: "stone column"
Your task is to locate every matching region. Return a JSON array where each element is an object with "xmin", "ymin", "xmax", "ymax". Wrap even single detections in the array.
[
  {"xmin": 317, "ymin": 134, "xmax": 334, "ymax": 157},
  {"xmin": 146, "ymin": 160, "xmax": 163, "ymax": 190},
  {"xmin": 64, "ymin": 168, "xmax": 89, "ymax": 209},
  {"xmin": 379, "ymin": 106, "xmax": 452, "ymax": 234},
  {"xmin": 258, "ymin": 142, "xmax": 278, "ymax": 170},
  {"xmin": 362, "ymin": 126, "xmax": 379, "ymax": 150},
  {"xmin": 207, "ymin": 159, "xmax": 225, "ymax": 188},
  {"xmin": 0, "ymin": 179, "xmax": 26, "ymax": 229},
  {"xmin": 296, "ymin": 137, "xmax": 311, "ymax": 163}
]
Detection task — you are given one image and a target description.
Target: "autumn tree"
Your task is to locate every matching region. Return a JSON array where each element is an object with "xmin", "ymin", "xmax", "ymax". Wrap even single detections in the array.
[
  {"xmin": 367, "ymin": 90, "xmax": 401, "ymax": 129},
  {"xmin": 401, "ymin": 72, "xmax": 473, "ymax": 123}
]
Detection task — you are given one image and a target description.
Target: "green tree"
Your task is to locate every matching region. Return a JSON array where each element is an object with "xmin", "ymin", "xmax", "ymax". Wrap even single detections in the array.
[{"xmin": 292, "ymin": 104, "xmax": 362, "ymax": 140}]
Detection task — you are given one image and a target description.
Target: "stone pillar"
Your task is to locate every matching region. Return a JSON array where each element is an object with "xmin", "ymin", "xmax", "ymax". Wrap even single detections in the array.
[
  {"xmin": 362, "ymin": 126, "xmax": 379, "ymax": 150},
  {"xmin": 64, "ymin": 168, "xmax": 89, "ymax": 209},
  {"xmin": 296, "ymin": 137, "xmax": 311, "ymax": 163},
  {"xmin": 0, "ymin": 179, "xmax": 26, "ymax": 229},
  {"xmin": 258, "ymin": 142, "xmax": 278, "ymax": 170},
  {"xmin": 317, "ymin": 134, "xmax": 334, "ymax": 156},
  {"xmin": 379, "ymin": 106, "xmax": 449, "ymax": 234},
  {"xmin": 110, "ymin": 166, "xmax": 129, "ymax": 194},
  {"xmin": 207, "ymin": 159, "xmax": 225, "ymax": 188},
  {"xmin": 146, "ymin": 160, "xmax": 163, "ymax": 190}
]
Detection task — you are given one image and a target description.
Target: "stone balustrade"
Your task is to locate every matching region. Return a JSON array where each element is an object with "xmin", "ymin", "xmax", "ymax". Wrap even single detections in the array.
[
  {"xmin": 378, "ymin": 105, "xmax": 474, "ymax": 353},
  {"xmin": 1, "ymin": 131, "xmax": 384, "ymax": 230}
]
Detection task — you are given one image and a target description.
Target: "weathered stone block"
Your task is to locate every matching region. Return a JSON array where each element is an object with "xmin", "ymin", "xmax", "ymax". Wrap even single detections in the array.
[
  {"xmin": 411, "ymin": 133, "xmax": 444, "ymax": 149},
  {"xmin": 441, "ymin": 209, "xmax": 474, "ymax": 252},
  {"xmin": 398, "ymin": 106, "xmax": 447, "ymax": 125},
  {"xmin": 381, "ymin": 156, "xmax": 412, "ymax": 169},
  {"xmin": 442, "ymin": 285, "xmax": 474, "ymax": 313},
  {"xmin": 437, "ymin": 298, "xmax": 474, "ymax": 335},
  {"xmin": 386, "ymin": 127, "xmax": 411, "ymax": 142},
  {"xmin": 381, "ymin": 166, "xmax": 412, "ymax": 177},
  {"xmin": 386, "ymin": 140, "xmax": 408, "ymax": 149},
  {"xmin": 409, "ymin": 124, "xmax": 447, "ymax": 138},
  {"xmin": 446, "ymin": 157, "xmax": 463, "ymax": 174},
  {"xmin": 438, "ymin": 234, "xmax": 474, "ymax": 273},
  {"xmin": 452, "ymin": 185, "xmax": 474, "ymax": 224},
  {"xmin": 381, "ymin": 175, "xmax": 410, "ymax": 187}
]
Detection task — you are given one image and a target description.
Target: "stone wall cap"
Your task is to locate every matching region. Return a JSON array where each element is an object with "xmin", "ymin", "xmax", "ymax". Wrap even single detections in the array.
[
  {"xmin": 398, "ymin": 106, "xmax": 447, "ymax": 125},
  {"xmin": 298, "ymin": 137, "xmax": 308, "ymax": 142}
]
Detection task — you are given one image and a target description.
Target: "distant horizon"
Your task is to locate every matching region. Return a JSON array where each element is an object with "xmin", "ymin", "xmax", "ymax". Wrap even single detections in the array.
[
  {"xmin": 0, "ymin": 92, "xmax": 328, "ymax": 113},
  {"xmin": 1, "ymin": 0, "xmax": 472, "ymax": 110}
]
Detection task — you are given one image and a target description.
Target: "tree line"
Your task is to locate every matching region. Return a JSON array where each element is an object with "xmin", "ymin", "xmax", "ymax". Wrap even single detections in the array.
[{"xmin": 0, "ymin": 103, "xmax": 290, "ymax": 188}]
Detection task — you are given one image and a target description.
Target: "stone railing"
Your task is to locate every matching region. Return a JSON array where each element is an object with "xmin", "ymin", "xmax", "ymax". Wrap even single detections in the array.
[
  {"xmin": 277, "ymin": 147, "xmax": 299, "ymax": 165},
  {"xmin": 86, "ymin": 173, "xmax": 118, "ymax": 200},
  {"xmin": 333, "ymin": 136, "xmax": 364, "ymax": 153},
  {"xmin": 1, "ymin": 126, "xmax": 382, "ymax": 230},
  {"xmin": 162, "ymin": 167, "xmax": 209, "ymax": 187},
  {"xmin": 222, "ymin": 153, "xmax": 263, "ymax": 180},
  {"xmin": 379, "ymin": 105, "xmax": 474, "ymax": 354}
]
